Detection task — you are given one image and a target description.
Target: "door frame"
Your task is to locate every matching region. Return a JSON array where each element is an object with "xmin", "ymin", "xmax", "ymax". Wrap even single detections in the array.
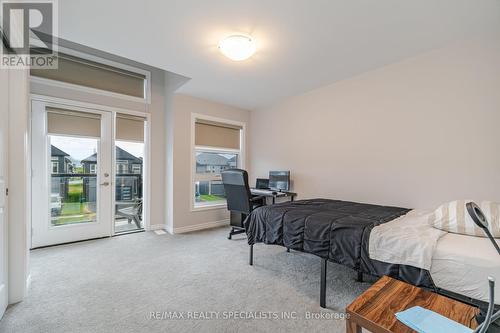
[
  {"xmin": 0, "ymin": 64, "xmax": 9, "ymax": 319},
  {"xmin": 30, "ymin": 94, "xmax": 151, "ymax": 245}
]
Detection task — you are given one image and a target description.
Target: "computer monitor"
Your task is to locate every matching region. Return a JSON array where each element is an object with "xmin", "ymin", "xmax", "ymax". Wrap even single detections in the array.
[
  {"xmin": 255, "ymin": 178, "xmax": 269, "ymax": 189},
  {"xmin": 269, "ymin": 171, "xmax": 290, "ymax": 191}
]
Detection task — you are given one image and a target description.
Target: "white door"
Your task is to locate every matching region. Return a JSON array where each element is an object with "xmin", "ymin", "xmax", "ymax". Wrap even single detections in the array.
[
  {"xmin": 31, "ymin": 100, "xmax": 113, "ymax": 248},
  {"xmin": 0, "ymin": 65, "xmax": 9, "ymax": 318}
]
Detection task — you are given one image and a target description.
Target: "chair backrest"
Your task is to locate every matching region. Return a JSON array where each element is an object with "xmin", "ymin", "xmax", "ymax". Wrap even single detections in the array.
[{"xmin": 221, "ymin": 169, "xmax": 252, "ymax": 214}]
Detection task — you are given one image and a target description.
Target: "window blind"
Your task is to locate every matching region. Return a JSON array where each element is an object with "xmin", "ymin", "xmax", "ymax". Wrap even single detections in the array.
[
  {"xmin": 195, "ymin": 119, "xmax": 242, "ymax": 150},
  {"xmin": 47, "ymin": 107, "xmax": 101, "ymax": 138},
  {"xmin": 116, "ymin": 114, "xmax": 146, "ymax": 142},
  {"xmin": 31, "ymin": 53, "xmax": 146, "ymax": 98}
]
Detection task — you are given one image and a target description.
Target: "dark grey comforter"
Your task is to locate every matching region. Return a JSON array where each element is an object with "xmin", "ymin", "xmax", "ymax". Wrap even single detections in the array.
[{"xmin": 245, "ymin": 198, "xmax": 435, "ymax": 288}]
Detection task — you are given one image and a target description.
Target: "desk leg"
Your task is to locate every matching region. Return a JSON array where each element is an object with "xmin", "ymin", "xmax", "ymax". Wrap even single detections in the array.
[{"xmin": 346, "ymin": 319, "xmax": 361, "ymax": 333}]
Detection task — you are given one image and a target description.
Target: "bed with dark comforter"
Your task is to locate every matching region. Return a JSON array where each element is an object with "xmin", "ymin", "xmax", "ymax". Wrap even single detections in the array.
[{"xmin": 245, "ymin": 199, "xmax": 435, "ymax": 291}]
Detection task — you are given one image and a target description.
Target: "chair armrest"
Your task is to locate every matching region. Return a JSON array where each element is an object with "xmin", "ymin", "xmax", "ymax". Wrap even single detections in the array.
[{"xmin": 250, "ymin": 195, "xmax": 265, "ymax": 203}]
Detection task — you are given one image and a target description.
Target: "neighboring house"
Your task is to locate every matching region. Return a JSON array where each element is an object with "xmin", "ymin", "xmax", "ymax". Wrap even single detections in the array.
[
  {"xmin": 228, "ymin": 156, "xmax": 237, "ymax": 168},
  {"xmin": 81, "ymin": 147, "xmax": 143, "ymax": 202},
  {"xmin": 51, "ymin": 145, "xmax": 74, "ymax": 174},
  {"xmin": 81, "ymin": 147, "xmax": 143, "ymax": 175},
  {"xmin": 196, "ymin": 152, "xmax": 235, "ymax": 197},
  {"xmin": 50, "ymin": 145, "xmax": 73, "ymax": 200},
  {"xmin": 196, "ymin": 152, "xmax": 231, "ymax": 173}
]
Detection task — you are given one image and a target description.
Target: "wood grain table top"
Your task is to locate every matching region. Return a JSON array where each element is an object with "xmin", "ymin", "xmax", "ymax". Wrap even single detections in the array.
[{"xmin": 346, "ymin": 276, "xmax": 479, "ymax": 333}]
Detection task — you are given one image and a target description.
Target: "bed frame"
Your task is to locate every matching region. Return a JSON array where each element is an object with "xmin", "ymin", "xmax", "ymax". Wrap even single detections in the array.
[
  {"xmin": 249, "ymin": 245, "xmax": 364, "ymax": 308},
  {"xmin": 249, "ymin": 244, "xmax": 494, "ymax": 313}
]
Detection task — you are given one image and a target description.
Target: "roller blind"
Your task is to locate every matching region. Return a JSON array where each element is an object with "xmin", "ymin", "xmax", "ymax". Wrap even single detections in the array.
[
  {"xmin": 195, "ymin": 119, "xmax": 242, "ymax": 150},
  {"xmin": 47, "ymin": 107, "xmax": 101, "ymax": 138},
  {"xmin": 116, "ymin": 114, "xmax": 145, "ymax": 142},
  {"xmin": 31, "ymin": 53, "xmax": 146, "ymax": 98}
]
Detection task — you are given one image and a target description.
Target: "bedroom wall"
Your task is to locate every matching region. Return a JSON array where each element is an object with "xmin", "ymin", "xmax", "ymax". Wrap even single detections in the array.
[
  {"xmin": 169, "ymin": 94, "xmax": 250, "ymax": 233},
  {"xmin": 249, "ymin": 35, "xmax": 500, "ymax": 209}
]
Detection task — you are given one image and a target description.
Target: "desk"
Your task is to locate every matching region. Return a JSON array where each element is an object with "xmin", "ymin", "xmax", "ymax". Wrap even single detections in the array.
[
  {"xmin": 346, "ymin": 276, "xmax": 479, "ymax": 333},
  {"xmin": 250, "ymin": 189, "xmax": 297, "ymax": 204}
]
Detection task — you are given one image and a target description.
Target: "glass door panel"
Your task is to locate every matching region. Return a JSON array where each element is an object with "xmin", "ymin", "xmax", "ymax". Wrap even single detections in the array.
[
  {"xmin": 31, "ymin": 101, "xmax": 112, "ymax": 248},
  {"xmin": 49, "ymin": 135, "xmax": 99, "ymax": 226},
  {"xmin": 114, "ymin": 114, "xmax": 146, "ymax": 233}
]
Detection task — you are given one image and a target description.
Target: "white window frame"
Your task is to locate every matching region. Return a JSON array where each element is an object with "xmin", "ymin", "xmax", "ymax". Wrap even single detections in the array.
[
  {"xmin": 190, "ymin": 113, "xmax": 246, "ymax": 211},
  {"xmin": 89, "ymin": 164, "xmax": 96, "ymax": 174}
]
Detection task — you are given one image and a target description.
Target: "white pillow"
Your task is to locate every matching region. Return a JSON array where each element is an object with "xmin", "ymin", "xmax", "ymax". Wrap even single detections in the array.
[{"xmin": 430, "ymin": 200, "xmax": 500, "ymax": 238}]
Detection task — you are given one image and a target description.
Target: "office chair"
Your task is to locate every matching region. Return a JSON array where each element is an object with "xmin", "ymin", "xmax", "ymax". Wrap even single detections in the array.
[{"xmin": 221, "ymin": 169, "xmax": 265, "ymax": 240}]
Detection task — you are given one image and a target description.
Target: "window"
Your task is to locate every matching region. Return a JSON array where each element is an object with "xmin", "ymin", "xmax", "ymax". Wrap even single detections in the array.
[
  {"xmin": 89, "ymin": 164, "xmax": 96, "ymax": 174},
  {"xmin": 51, "ymin": 158, "xmax": 59, "ymax": 173},
  {"xmin": 31, "ymin": 51, "xmax": 150, "ymax": 102},
  {"xmin": 194, "ymin": 150, "xmax": 239, "ymax": 207},
  {"xmin": 132, "ymin": 164, "xmax": 142, "ymax": 174},
  {"xmin": 192, "ymin": 116, "xmax": 243, "ymax": 209},
  {"xmin": 116, "ymin": 161, "xmax": 128, "ymax": 174}
]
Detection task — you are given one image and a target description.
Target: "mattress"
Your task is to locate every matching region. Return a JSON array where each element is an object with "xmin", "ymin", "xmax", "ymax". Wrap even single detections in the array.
[{"xmin": 430, "ymin": 233, "xmax": 500, "ymax": 304}]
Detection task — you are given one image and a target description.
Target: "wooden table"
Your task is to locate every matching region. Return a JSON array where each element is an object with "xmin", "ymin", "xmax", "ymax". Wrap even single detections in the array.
[{"xmin": 346, "ymin": 276, "xmax": 479, "ymax": 333}]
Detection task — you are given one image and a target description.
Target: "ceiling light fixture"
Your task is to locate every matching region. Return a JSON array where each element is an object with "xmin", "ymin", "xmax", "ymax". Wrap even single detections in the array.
[{"xmin": 218, "ymin": 35, "xmax": 256, "ymax": 61}]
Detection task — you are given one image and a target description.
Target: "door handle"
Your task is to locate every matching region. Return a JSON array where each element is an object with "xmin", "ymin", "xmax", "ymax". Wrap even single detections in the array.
[{"xmin": 100, "ymin": 182, "xmax": 110, "ymax": 186}]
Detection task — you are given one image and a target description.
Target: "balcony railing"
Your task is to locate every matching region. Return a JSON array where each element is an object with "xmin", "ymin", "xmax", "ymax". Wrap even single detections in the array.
[{"xmin": 50, "ymin": 173, "xmax": 143, "ymax": 226}]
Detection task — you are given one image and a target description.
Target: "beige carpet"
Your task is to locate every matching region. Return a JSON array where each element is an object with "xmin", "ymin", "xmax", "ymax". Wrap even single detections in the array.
[{"xmin": 0, "ymin": 227, "xmax": 374, "ymax": 333}]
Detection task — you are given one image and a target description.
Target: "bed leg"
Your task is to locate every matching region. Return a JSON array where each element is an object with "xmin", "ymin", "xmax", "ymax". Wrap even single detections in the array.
[
  {"xmin": 357, "ymin": 271, "xmax": 363, "ymax": 283},
  {"xmin": 249, "ymin": 244, "xmax": 253, "ymax": 266},
  {"xmin": 320, "ymin": 258, "xmax": 327, "ymax": 308}
]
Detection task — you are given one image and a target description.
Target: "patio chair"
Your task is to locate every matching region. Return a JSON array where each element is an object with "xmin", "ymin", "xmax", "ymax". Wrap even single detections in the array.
[{"xmin": 116, "ymin": 198, "xmax": 143, "ymax": 229}]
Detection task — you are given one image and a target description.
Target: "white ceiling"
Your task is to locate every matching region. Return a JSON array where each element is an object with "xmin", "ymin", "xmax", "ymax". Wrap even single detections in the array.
[{"xmin": 58, "ymin": 0, "xmax": 500, "ymax": 110}]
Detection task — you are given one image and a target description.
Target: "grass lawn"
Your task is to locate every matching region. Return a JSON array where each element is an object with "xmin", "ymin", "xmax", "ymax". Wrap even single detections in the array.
[
  {"xmin": 52, "ymin": 202, "xmax": 96, "ymax": 225},
  {"xmin": 52, "ymin": 179, "xmax": 96, "ymax": 226},
  {"xmin": 199, "ymin": 194, "xmax": 225, "ymax": 202},
  {"xmin": 68, "ymin": 182, "xmax": 83, "ymax": 194}
]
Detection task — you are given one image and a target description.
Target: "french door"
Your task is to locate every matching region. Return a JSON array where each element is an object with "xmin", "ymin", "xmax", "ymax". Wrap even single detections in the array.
[{"xmin": 31, "ymin": 100, "xmax": 113, "ymax": 248}]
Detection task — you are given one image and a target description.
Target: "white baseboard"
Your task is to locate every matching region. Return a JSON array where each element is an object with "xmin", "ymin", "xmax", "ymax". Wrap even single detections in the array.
[
  {"xmin": 173, "ymin": 219, "xmax": 229, "ymax": 234},
  {"xmin": 148, "ymin": 224, "xmax": 166, "ymax": 231}
]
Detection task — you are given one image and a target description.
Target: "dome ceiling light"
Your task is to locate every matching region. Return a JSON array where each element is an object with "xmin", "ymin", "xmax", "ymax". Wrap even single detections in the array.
[{"xmin": 218, "ymin": 35, "xmax": 256, "ymax": 61}]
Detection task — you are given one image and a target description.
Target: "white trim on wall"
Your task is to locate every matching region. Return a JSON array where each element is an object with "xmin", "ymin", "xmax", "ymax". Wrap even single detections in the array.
[
  {"xmin": 31, "ymin": 94, "xmax": 148, "ymax": 115},
  {"xmin": 148, "ymin": 224, "xmax": 166, "ymax": 231},
  {"xmin": 190, "ymin": 113, "xmax": 246, "ymax": 212},
  {"xmin": 173, "ymin": 219, "xmax": 229, "ymax": 234}
]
